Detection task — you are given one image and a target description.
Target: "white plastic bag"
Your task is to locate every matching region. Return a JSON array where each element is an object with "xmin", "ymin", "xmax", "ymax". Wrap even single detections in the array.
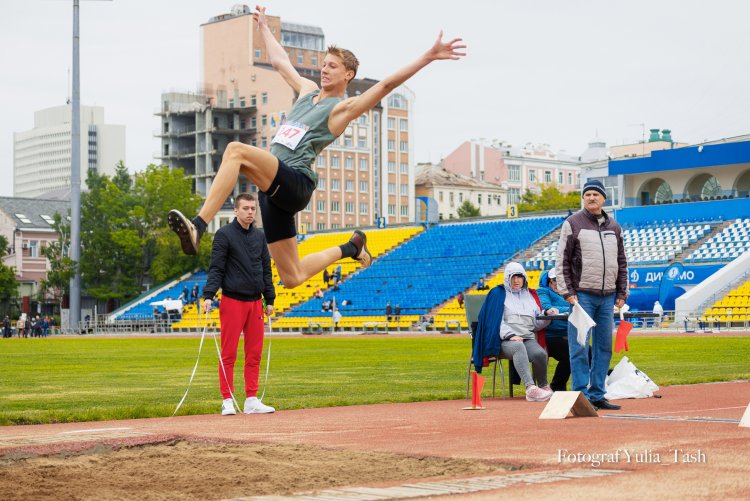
[{"xmin": 604, "ymin": 356, "xmax": 659, "ymax": 400}]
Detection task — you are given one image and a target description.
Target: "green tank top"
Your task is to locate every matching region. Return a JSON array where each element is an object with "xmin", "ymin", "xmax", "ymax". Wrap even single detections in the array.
[{"xmin": 270, "ymin": 91, "xmax": 343, "ymax": 183}]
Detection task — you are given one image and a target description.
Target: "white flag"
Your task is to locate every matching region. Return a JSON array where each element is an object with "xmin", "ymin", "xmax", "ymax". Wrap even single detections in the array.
[{"xmin": 569, "ymin": 303, "xmax": 596, "ymax": 346}]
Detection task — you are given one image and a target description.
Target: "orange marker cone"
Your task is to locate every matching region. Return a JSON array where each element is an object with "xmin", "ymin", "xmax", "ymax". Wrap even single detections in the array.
[
  {"xmin": 615, "ymin": 320, "xmax": 633, "ymax": 353},
  {"xmin": 463, "ymin": 371, "xmax": 486, "ymax": 410}
]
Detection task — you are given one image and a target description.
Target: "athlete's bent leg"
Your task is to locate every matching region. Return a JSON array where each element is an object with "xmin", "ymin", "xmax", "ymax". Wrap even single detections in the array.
[
  {"xmin": 169, "ymin": 142, "xmax": 279, "ymax": 255},
  {"xmin": 269, "ymin": 237, "xmax": 343, "ymax": 289},
  {"xmin": 198, "ymin": 142, "xmax": 279, "ymax": 223}
]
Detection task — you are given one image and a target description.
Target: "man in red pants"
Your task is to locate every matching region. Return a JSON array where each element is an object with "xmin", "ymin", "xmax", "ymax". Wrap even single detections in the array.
[{"xmin": 202, "ymin": 193, "xmax": 275, "ymax": 415}]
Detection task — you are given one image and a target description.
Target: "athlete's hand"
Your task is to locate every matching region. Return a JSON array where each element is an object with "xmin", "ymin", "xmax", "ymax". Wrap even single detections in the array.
[
  {"xmin": 202, "ymin": 299, "xmax": 213, "ymax": 314},
  {"xmin": 566, "ymin": 295, "xmax": 578, "ymax": 306},
  {"xmin": 426, "ymin": 31, "xmax": 466, "ymax": 62},
  {"xmin": 266, "ymin": 305, "xmax": 274, "ymax": 317},
  {"xmin": 253, "ymin": 5, "xmax": 268, "ymax": 27}
]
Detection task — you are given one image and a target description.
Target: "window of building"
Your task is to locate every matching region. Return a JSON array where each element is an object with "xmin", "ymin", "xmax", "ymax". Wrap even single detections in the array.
[
  {"xmin": 311, "ymin": 54, "xmax": 318, "ymax": 66},
  {"xmin": 568, "ymin": 172, "xmax": 573, "ymax": 185},
  {"xmin": 400, "ymin": 163, "xmax": 408, "ymax": 173},
  {"xmin": 449, "ymin": 192, "xmax": 454, "ymax": 207},
  {"xmin": 250, "ymin": 94, "xmax": 257, "ymax": 106},
  {"xmin": 388, "ymin": 94, "xmax": 407, "ymax": 109},
  {"xmin": 544, "ymin": 170, "xmax": 552, "ymax": 183},
  {"xmin": 261, "ymin": 115, "xmax": 267, "ymax": 127},
  {"xmin": 317, "ymin": 155, "xmax": 325, "ymax": 167},
  {"xmin": 344, "ymin": 136, "xmax": 353, "ymax": 147},
  {"xmin": 388, "ymin": 204, "xmax": 396, "ymax": 216},
  {"xmin": 345, "ymin": 179, "xmax": 354, "ymax": 192},
  {"xmin": 399, "ymin": 118, "xmax": 408, "ymax": 131},
  {"xmin": 331, "ymin": 179, "xmax": 340, "ymax": 190},
  {"xmin": 388, "ymin": 183, "xmax": 395, "ymax": 194},
  {"xmin": 359, "ymin": 181, "xmax": 368, "ymax": 191},
  {"xmin": 254, "ymin": 48, "xmax": 261, "ymax": 59},
  {"xmin": 359, "ymin": 203, "xmax": 368, "ymax": 214},
  {"xmin": 345, "ymin": 202, "xmax": 354, "ymax": 213},
  {"xmin": 304, "ymin": 201, "xmax": 311, "ymax": 212},
  {"xmin": 40, "ymin": 214, "xmax": 55, "ymax": 225},
  {"xmin": 359, "ymin": 158, "xmax": 368, "ymax": 171},
  {"xmin": 261, "ymin": 92, "xmax": 268, "ymax": 105},
  {"xmin": 239, "ymin": 96, "xmax": 246, "ymax": 108},
  {"xmin": 387, "ymin": 139, "xmax": 395, "ymax": 151},
  {"xmin": 387, "ymin": 117, "xmax": 395, "ymax": 130},
  {"xmin": 400, "ymin": 205, "xmax": 408, "ymax": 216},
  {"xmin": 317, "ymin": 222, "xmax": 326, "ymax": 230},
  {"xmin": 358, "ymin": 115, "xmax": 368, "ymax": 126},
  {"xmin": 317, "ymin": 201, "xmax": 325, "ymax": 212},
  {"xmin": 388, "ymin": 161, "xmax": 396, "ymax": 173},
  {"xmin": 400, "ymin": 184, "xmax": 408, "ymax": 195},
  {"xmin": 508, "ymin": 188, "xmax": 521, "ymax": 205},
  {"xmin": 318, "ymin": 178, "xmax": 326, "ymax": 190},
  {"xmin": 29, "ymin": 240, "xmax": 38, "ymax": 257},
  {"xmin": 458, "ymin": 193, "xmax": 463, "ymax": 203},
  {"xmin": 358, "ymin": 138, "xmax": 367, "ymax": 148},
  {"xmin": 529, "ymin": 169, "xmax": 536, "ymax": 182},
  {"xmin": 331, "ymin": 201, "xmax": 340, "ymax": 213},
  {"xmin": 478, "ymin": 194, "xmax": 482, "ymax": 205},
  {"xmin": 558, "ymin": 172, "xmax": 563, "ymax": 185},
  {"xmin": 345, "ymin": 157, "xmax": 353, "ymax": 169},
  {"xmin": 250, "ymin": 116, "xmax": 257, "ymax": 128},
  {"xmin": 439, "ymin": 191, "xmax": 444, "ymax": 202},
  {"xmin": 297, "ymin": 53, "xmax": 304, "ymax": 65},
  {"xmin": 400, "ymin": 141, "xmax": 408, "ymax": 152},
  {"xmin": 331, "ymin": 156, "xmax": 340, "ymax": 168},
  {"xmin": 508, "ymin": 165, "xmax": 520, "ymax": 182}
]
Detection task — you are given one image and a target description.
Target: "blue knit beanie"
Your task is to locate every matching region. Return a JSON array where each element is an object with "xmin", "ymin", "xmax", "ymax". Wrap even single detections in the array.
[{"xmin": 582, "ymin": 179, "xmax": 607, "ymax": 198}]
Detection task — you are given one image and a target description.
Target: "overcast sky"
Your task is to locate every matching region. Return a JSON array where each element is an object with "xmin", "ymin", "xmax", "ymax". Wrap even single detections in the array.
[{"xmin": 2, "ymin": 0, "xmax": 749, "ymax": 196}]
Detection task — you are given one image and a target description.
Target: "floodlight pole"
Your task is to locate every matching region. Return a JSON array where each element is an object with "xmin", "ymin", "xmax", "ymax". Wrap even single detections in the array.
[{"xmin": 69, "ymin": 0, "xmax": 82, "ymax": 330}]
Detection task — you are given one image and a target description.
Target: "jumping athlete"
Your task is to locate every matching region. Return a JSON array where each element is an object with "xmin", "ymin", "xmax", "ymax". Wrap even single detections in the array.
[{"xmin": 169, "ymin": 5, "xmax": 466, "ymax": 289}]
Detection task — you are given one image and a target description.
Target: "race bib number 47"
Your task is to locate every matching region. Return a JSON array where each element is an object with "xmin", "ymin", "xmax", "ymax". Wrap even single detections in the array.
[{"xmin": 272, "ymin": 121, "xmax": 309, "ymax": 150}]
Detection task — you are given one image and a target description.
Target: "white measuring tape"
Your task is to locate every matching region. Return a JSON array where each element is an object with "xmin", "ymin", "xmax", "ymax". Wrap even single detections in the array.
[{"xmin": 172, "ymin": 307, "xmax": 273, "ymax": 416}]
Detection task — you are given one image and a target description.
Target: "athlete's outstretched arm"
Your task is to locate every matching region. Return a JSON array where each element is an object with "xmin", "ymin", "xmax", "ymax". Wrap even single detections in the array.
[
  {"xmin": 254, "ymin": 5, "xmax": 317, "ymax": 96},
  {"xmin": 329, "ymin": 31, "xmax": 466, "ymax": 135}
]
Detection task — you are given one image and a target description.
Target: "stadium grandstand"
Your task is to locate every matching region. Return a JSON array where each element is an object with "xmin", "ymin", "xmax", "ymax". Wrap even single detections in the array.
[{"xmin": 106, "ymin": 136, "xmax": 750, "ymax": 333}]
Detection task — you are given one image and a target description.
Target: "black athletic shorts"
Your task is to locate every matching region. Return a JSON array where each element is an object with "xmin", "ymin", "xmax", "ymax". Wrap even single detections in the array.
[{"xmin": 258, "ymin": 158, "xmax": 316, "ymax": 244}]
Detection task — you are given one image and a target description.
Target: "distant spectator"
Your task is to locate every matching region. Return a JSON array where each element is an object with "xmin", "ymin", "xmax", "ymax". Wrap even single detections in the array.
[
  {"xmin": 42, "ymin": 316, "xmax": 50, "ymax": 337},
  {"xmin": 3, "ymin": 315, "xmax": 10, "ymax": 338},
  {"xmin": 394, "ymin": 304, "xmax": 401, "ymax": 322},
  {"xmin": 323, "ymin": 268, "xmax": 331, "ymax": 286},
  {"xmin": 653, "ymin": 300, "xmax": 664, "ymax": 327},
  {"xmin": 332, "ymin": 310, "xmax": 342, "ymax": 332},
  {"xmin": 457, "ymin": 292, "xmax": 465, "ymax": 308},
  {"xmin": 478, "ymin": 278, "xmax": 488, "ymax": 290},
  {"xmin": 314, "ymin": 289, "xmax": 324, "ymax": 299},
  {"xmin": 385, "ymin": 302, "xmax": 392, "ymax": 322}
]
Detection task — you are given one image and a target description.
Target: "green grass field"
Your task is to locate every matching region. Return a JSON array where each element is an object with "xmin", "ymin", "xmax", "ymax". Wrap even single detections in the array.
[{"xmin": 1, "ymin": 334, "xmax": 748, "ymax": 425}]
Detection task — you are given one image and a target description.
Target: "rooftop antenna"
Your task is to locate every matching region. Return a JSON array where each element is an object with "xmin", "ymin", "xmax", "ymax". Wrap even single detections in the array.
[{"xmin": 628, "ymin": 123, "xmax": 646, "ymax": 155}]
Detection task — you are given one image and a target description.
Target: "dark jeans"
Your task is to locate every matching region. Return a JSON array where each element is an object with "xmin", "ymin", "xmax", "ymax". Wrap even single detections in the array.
[{"xmin": 545, "ymin": 335, "xmax": 571, "ymax": 391}]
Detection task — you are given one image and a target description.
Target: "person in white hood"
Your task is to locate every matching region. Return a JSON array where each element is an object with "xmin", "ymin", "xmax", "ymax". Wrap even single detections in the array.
[{"xmin": 499, "ymin": 262, "xmax": 553, "ymax": 402}]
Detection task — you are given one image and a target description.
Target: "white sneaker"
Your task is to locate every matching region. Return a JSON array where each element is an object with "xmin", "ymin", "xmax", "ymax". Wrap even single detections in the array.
[
  {"xmin": 244, "ymin": 396, "xmax": 275, "ymax": 414},
  {"xmin": 221, "ymin": 398, "xmax": 236, "ymax": 415},
  {"xmin": 525, "ymin": 385, "xmax": 553, "ymax": 402}
]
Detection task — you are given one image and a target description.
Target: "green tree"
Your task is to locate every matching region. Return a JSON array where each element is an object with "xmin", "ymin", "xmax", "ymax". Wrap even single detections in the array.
[
  {"xmin": 80, "ymin": 163, "xmax": 211, "ymax": 307},
  {"xmin": 40, "ymin": 212, "xmax": 77, "ymax": 308},
  {"xmin": 517, "ymin": 184, "xmax": 581, "ymax": 212},
  {"xmin": 457, "ymin": 200, "xmax": 481, "ymax": 218}
]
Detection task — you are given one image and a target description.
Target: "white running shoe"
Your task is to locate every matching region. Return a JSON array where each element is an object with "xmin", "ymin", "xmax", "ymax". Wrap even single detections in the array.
[
  {"xmin": 221, "ymin": 398, "xmax": 236, "ymax": 416},
  {"xmin": 525, "ymin": 385, "xmax": 553, "ymax": 402},
  {"xmin": 244, "ymin": 396, "xmax": 275, "ymax": 414}
]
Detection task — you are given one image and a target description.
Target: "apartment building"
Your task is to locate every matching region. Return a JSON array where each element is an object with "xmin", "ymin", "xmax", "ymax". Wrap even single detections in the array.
[
  {"xmin": 415, "ymin": 163, "xmax": 507, "ymax": 220},
  {"xmin": 442, "ymin": 139, "xmax": 582, "ymax": 206},
  {"xmin": 14, "ymin": 105, "xmax": 125, "ymax": 198},
  {"xmin": 156, "ymin": 5, "xmax": 414, "ymax": 231}
]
